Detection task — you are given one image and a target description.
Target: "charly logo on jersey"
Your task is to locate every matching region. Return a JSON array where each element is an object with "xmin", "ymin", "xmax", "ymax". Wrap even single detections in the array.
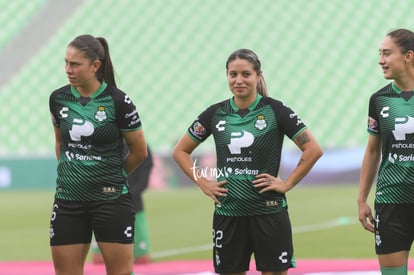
[
  {"xmin": 59, "ymin": 107, "xmax": 69, "ymax": 118},
  {"xmin": 124, "ymin": 226, "xmax": 133, "ymax": 238},
  {"xmin": 124, "ymin": 95, "xmax": 132, "ymax": 104},
  {"xmin": 254, "ymin": 115, "xmax": 267, "ymax": 130},
  {"xmin": 278, "ymin": 251, "xmax": 288, "ymax": 264},
  {"xmin": 380, "ymin": 106, "xmax": 390, "ymax": 118},
  {"xmin": 94, "ymin": 106, "xmax": 107, "ymax": 122},
  {"xmin": 216, "ymin": 120, "xmax": 226, "ymax": 131},
  {"xmin": 289, "ymin": 112, "xmax": 302, "ymax": 125}
]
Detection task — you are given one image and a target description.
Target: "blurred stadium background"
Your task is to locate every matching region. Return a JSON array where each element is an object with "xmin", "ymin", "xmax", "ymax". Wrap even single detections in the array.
[{"xmin": 0, "ymin": 0, "xmax": 412, "ymax": 190}]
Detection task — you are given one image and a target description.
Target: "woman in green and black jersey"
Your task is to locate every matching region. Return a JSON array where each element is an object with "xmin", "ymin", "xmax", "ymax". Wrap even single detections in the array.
[
  {"xmin": 358, "ymin": 29, "xmax": 414, "ymax": 275},
  {"xmin": 173, "ymin": 49, "xmax": 323, "ymax": 275},
  {"xmin": 49, "ymin": 35, "xmax": 147, "ymax": 275}
]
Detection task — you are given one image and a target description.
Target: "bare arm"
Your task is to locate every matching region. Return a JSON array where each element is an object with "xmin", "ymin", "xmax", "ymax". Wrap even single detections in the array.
[
  {"xmin": 53, "ymin": 127, "xmax": 61, "ymax": 160},
  {"xmin": 173, "ymin": 134, "xmax": 227, "ymax": 204},
  {"xmin": 285, "ymin": 129, "xmax": 323, "ymax": 190},
  {"xmin": 358, "ymin": 134, "xmax": 381, "ymax": 233},
  {"xmin": 254, "ymin": 129, "xmax": 323, "ymax": 193},
  {"xmin": 122, "ymin": 129, "xmax": 148, "ymax": 174}
]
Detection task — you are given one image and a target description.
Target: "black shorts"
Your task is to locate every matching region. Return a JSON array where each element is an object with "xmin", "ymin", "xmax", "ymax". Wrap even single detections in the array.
[
  {"xmin": 374, "ymin": 203, "xmax": 414, "ymax": 254},
  {"xmin": 212, "ymin": 209, "xmax": 295, "ymax": 274},
  {"xmin": 50, "ymin": 193, "xmax": 135, "ymax": 246}
]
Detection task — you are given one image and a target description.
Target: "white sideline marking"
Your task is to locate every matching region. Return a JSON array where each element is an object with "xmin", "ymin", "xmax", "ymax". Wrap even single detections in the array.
[
  {"xmin": 152, "ymin": 243, "xmax": 212, "ymax": 259},
  {"xmin": 152, "ymin": 216, "xmax": 357, "ymax": 259},
  {"xmin": 293, "ymin": 216, "xmax": 358, "ymax": 233}
]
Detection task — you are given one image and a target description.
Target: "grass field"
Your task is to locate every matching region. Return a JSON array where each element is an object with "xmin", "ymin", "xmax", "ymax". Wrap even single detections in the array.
[{"xmin": 0, "ymin": 183, "xmax": 380, "ymax": 262}]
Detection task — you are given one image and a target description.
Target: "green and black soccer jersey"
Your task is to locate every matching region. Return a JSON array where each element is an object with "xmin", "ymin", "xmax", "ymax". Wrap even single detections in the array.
[
  {"xmin": 368, "ymin": 82, "xmax": 414, "ymax": 204},
  {"xmin": 49, "ymin": 82, "xmax": 142, "ymax": 201},
  {"xmin": 187, "ymin": 94, "xmax": 306, "ymax": 216}
]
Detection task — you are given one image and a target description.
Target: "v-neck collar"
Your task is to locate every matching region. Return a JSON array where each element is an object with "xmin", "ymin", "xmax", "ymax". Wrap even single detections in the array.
[
  {"xmin": 70, "ymin": 81, "xmax": 108, "ymax": 99},
  {"xmin": 230, "ymin": 94, "xmax": 262, "ymax": 113},
  {"xmin": 392, "ymin": 82, "xmax": 414, "ymax": 101}
]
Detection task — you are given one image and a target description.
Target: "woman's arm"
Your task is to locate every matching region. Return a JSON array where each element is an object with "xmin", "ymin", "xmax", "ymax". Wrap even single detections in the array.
[
  {"xmin": 122, "ymin": 129, "xmax": 148, "ymax": 174},
  {"xmin": 254, "ymin": 129, "xmax": 323, "ymax": 193},
  {"xmin": 284, "ymin": 129, "xmax": 323, "ymax": 190},
  {"xmin": 53, "ymin": 127, "xmax": 61, "ymax": 160},
  {"xmin": 358, "ymin": 134, "xmax": 381, "ymax": 232},
  {"xmin": 173, "ymin": 134, "xmax": 227, "ymax": 204}
]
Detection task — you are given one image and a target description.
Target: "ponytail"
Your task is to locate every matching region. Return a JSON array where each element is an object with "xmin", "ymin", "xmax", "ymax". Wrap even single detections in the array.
[
  {"xmin": 68, "ymin": 35, "xmax": 117, "ymax": 87},
  {"xmin": 257, "ymin": 74, "xmax": 268, "ymax": 97},
  {"xmin": 96, "ymin": 37, "xmax": 116, "ymax": 87}
]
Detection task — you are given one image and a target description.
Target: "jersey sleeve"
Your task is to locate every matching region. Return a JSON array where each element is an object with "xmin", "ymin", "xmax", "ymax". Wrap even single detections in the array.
[
  {"xmin": 49, "ymin": 89, "xmax": 60, "ymax": 128},
  {"xmin": 186, "ymin": 104, "xmax": 217, "ymax": 142},
  {"xmin": 113, "ymin": 90, "xmax": 142, "ymax": 131},
  {"xmin": 271, "ymin": 99, "xmax": 307, "ymax": 139},
  {"xmin": 367, "ymin": 93, "xmax": 380, "ymax": 135}
]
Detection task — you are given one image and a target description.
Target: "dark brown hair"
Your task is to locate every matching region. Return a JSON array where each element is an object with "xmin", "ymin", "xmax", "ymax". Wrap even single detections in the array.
[
  {"xmin": 226, "ymin": 49, "xmax": 268, "ymax": 97},
  {"xmin": 387, "ymin": 28, "xmax": 414, "ymax": 54},
  {"xmin": 68, "ymin": 35, "xmax": 117, "ymax": 87}
]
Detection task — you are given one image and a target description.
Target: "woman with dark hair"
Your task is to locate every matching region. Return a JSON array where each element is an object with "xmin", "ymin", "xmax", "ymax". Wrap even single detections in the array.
[
  {"xmin": 358, "ymin": 28, "xmax": 414, "ymax": 275},
  {"xmin": 173, "ymin": 48, "xmax": 322, "ymax": 275},
  {"xmin": 49, "ymin": 34, "xmax": 147, "ymax": 275}
]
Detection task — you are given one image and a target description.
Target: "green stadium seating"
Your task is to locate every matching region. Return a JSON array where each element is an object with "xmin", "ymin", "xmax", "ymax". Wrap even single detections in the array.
[
  {"xmin": 0, "ymin": 0, "xmax": 411, "ymax": 156},
  {"xmin": 0, "ymin": 0, "xmax": 46, "ymax": 49}
]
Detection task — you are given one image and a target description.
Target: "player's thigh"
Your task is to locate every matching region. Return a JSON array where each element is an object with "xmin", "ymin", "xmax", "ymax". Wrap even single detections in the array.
[
  {"xmin": 51, "ymin": 243, "xmax": 90, "ymax": 275},
  {"xmin": 50, "ymin": 199, "xmax": 92, "ymax": 246},
  {"xmin": 213, "ymin": 215, "xmax": 251, "ymax": 274},
  {"xmin": 250, "ymin": 211, "xmax": 294, "ymax": 272},
  {"xmin": 92, "ymin": 193, "xmax": 135, "ymax": 243},
  {"xmin": 98, "ymin": 242, "xmax": 134, "ymax": 275},
  {"xmin": 375, "ymin": 203, "xmax": 413, "ymax": 255}
]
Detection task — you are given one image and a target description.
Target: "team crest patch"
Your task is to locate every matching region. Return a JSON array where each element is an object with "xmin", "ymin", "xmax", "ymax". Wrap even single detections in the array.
[
  {"xmin": 95, "ymin": 106, "xmax": 107, "ymax": 122},
  {"xmin": 191, "ymin": 121, "xmax": 206, "ymax": 137},
  {"xmin": 255, "ymin": 115, "xmax": 267, "ymax": 130},
  {"xmin": 368, "ymin": 116, "xmax": 377, "ymax": 131}
]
